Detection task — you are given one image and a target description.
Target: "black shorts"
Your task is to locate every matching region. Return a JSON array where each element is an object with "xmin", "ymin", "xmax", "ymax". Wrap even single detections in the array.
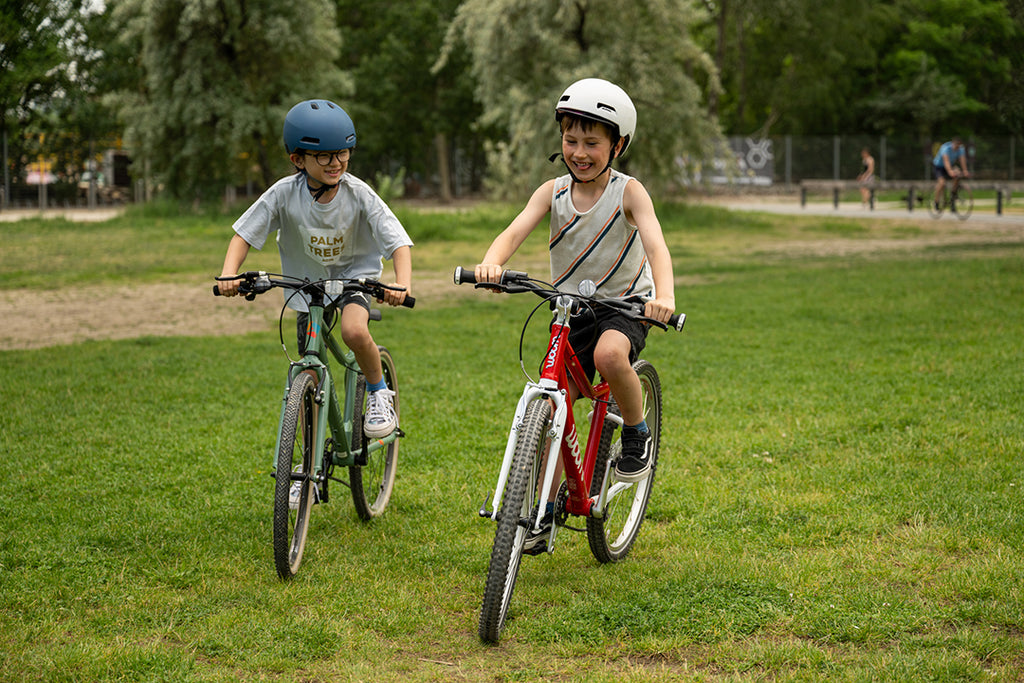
[
  {"xmin": 295, "ymin": 291, "xmax": 371, "ymax": 353},
  {"xmin": 933, "ymin": 164, "xmax": 953, "ymax": 180},
  {"xmin": 562, "ymin": 304, "xmax": 649, "ymax": 383}
]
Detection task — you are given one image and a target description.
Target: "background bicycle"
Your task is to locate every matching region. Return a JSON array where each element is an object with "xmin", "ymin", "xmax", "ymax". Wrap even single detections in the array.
[
  {"xmin": 215, "ymin": 271, "xmax": 413, "ymax": 578},
  {"xmin": 454, "ymin": 267, "xmax": 684, "ymax": 642},
  {"xmin": 929, "ymin": 176, "xmax": 974, "ymax": 220}
]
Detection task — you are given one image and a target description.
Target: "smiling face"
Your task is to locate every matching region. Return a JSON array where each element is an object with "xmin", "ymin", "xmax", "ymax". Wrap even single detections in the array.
[
  {"xmin": 291, "ymin": 149, "xmax": 350, "ymax": 189},
  {"xmin": 559, "ymin": 118, "xmax": 621, "ymax": 183}
]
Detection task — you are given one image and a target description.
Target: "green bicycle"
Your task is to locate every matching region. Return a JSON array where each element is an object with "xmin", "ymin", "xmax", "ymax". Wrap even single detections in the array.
[{"xmin": 215, "ymin": 271, "xmax": 413, "ymax": 579}]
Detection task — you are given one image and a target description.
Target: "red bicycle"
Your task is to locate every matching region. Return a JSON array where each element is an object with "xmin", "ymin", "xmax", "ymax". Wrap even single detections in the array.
[{"xmin": 454, "ymin": 267, "xmax": 685, "ymax": 643}]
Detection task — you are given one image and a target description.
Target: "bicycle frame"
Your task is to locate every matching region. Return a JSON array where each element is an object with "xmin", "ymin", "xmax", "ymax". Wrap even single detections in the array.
[
  {"xmin": 271, "ymin": 289, "xmax": 400, "ymax": 481},
  {"xmin": 481, "ymin": 294, "xmax": 626, "ymax": 543}
]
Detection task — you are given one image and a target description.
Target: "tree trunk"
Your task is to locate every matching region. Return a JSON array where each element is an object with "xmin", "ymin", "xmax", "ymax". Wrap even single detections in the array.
[{"xmin": 435, "ymin": 132, "xmax": 452, "ymax": 202}]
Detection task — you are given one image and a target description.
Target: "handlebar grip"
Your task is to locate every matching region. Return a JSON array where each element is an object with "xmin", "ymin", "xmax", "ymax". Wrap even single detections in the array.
[
  {"xmin": 453, "ymin": 266, "xmax": 476, "ymax": 285},
  {"xmin": 668, "ymin": 312, "xmax": 686, "ymax": 332},
  {"xmin": 212, "ymin": 284, "xmax": 221, "ymax": 296},
  {"xmin": 402, "ymin": 296, "xmax": 416, "ymax": 309}
]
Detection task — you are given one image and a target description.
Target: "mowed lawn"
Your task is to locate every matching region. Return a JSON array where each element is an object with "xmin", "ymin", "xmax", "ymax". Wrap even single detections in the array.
[{"xmin": 1, "ymin": 201, "xmax": 1022, "ymax": 681}]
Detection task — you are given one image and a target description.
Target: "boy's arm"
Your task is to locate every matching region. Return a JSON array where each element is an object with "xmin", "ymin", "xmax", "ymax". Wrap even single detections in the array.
[
  {"xmin": 217, "ymin": 234, "xmax": 253, "ymax": 296},
  {"xmin": 476, "ymin": 180, "xmax": 554, "ymax": 283},
  {"xmin": 381, "ymin": 245, "xmax": 412, "ymax": 306},
  {"xmin": 624, "ymin": 180, "xmax": 675, "ymax": 323}
]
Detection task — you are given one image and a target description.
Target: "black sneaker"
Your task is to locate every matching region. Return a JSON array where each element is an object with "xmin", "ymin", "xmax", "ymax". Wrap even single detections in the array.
[
  {"xmin": 523, "ymin": 510, "xmax": 552, "ymax": 556},
  {"xmin": 615, "ymin": 427, "xmax": 653, "ymax": 482}
]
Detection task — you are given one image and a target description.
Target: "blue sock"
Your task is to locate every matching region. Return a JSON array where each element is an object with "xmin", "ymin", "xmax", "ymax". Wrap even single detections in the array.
[
  {"xmin": 368, "ymin": 379, "xmax": 387, "ymax": 392},
  {"xmin": 625, "ymin": 420, "xmax": 649, "ymax": 434}
]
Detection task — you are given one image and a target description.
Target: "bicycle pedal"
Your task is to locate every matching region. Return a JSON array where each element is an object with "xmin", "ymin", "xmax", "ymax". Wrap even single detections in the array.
[{"xmin": 522, "ymin": 541, "xmax": 547, "ymax": 556}]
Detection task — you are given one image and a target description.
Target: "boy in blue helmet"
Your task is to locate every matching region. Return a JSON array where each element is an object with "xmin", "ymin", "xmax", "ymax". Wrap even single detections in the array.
[
  {"xmin": 474, "ymin": 78, "xmax": 676, "ymax": 552},
  {"xmin": 218, "ymin": 99, "xmax": 412, "ymax": 447}
]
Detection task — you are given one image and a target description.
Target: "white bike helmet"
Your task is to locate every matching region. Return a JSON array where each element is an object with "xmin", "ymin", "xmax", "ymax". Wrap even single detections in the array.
[{"xmin": 555, "ymin": 78, "xmax": 636, "ymax": 156}]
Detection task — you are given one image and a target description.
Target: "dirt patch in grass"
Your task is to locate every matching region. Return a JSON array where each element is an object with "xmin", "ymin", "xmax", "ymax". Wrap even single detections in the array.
[{"xmin": 2, "ymin": 208, "xmax": 1021, "ymax": 351}]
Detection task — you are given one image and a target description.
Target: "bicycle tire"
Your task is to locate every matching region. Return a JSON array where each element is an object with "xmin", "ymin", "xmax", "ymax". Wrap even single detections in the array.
[
  {"xmin": 952, "ymin": 185, "xmax": 973, "ymax": 220},
  {"xmin": 479, "ymin": 399, "xmax": 550, "ymax": 644},
  {"xmin": 928, "ymin": 191, "xmax": 945, "ymax": 219},
  {"xmin": 272, "ymin": 369, "xmax": 318, "ymax": 579},
  {"xmin": 586, "ymin": 360, "xmax": 661, "ymax": 563},
  {"xmin": 350, "ymin": 346, "xmax": 399, "ymax": 520}
]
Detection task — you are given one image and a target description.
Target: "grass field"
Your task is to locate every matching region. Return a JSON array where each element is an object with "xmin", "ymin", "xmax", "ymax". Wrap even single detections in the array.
[{"xmin": 1, "ymin": 201, "xmax": 1022, "ymax": 681}]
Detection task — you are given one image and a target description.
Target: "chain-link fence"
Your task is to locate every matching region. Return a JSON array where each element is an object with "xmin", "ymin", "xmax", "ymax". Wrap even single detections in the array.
[
  {"xmin": 713, "ymin": 135, "xmax": 1024, "ymax": 189},
  {"xmin": 4, "ymin": 132, "xmax": 1024, "ymax": 210}
]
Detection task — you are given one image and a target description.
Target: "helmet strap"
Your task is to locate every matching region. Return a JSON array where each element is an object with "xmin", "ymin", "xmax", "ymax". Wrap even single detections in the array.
[{"xmin": 297, "ymin": 167, "xmax": 339, "ymax": 202}]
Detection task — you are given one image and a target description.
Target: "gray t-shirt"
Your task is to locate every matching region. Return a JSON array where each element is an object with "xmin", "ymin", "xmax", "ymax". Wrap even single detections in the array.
[{"xmin": 233, "ymin": 173, "xmax": 413, "ymax": 311}]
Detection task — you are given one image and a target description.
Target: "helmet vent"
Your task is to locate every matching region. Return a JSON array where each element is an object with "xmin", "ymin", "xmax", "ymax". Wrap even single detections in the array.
[
  {"xmin": 597, "ymin": 102, "xmax": 616, "ymax": 114},
  {"xmin": 300, "ymin": 136, "xmax": 321, "ymax": 145}
]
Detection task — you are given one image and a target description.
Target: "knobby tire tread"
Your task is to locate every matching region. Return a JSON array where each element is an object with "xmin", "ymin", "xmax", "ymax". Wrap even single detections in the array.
[
  {"xmin": 479, "ymin": 399, "xmax": 550, "ymax": 643},
  {"xmin": 273, "ymin": 370, "xmax": 317, "ymax": 579},
  {"xmin": 350, "ymin": 346, "xmax": 399, "ymax": 520},
  {"xmin": 586, "ymin": 360, "xmax": 661, "ymax": 563}
]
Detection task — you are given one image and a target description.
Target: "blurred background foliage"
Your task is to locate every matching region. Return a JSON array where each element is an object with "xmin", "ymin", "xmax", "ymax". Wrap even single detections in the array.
[{"xmin": 2, "ymin": 0, "xmax": 1022, "ymax": 201}]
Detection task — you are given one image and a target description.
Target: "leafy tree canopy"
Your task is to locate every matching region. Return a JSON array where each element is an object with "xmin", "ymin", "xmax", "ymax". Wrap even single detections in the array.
[
  {"xmin": 440, "ymin": 0, "xmax": 723, "ymax": 196},
  {"xmin": 109, "ymin": 0, "xmax": 351, "ymax": 201}
]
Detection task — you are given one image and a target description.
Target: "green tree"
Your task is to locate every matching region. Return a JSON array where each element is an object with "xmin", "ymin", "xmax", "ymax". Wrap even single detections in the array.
[
  {"xmin": 108, "ymin": 0, "xmax": 350, "ymax": 201},
  {"xmin": 0, "ymin": 0, "xmax": 91, "ymax": 200},
  {"xmin": 334, "ymin": 0, "xmax": 483, "ymax": 200},
  {"xmin": 700, "ymin": 0, "xmax": 879, "ymax": 135},
  {"xmin": 859, "ymin": 0, "xmax": 1019, "ymax": 138},
  {"xmin": 440, "ymin": 0, "xmax": 723, "ymax": 197}
]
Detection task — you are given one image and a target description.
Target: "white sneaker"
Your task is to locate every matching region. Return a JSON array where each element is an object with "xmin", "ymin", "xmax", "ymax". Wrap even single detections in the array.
[
  {"xmin": 363, "ymin": 388, "xmax": 397, "ymax": 439},
  {"xmin": 288, "ymin": 466, "xmax": 320, "ymax": 510}
]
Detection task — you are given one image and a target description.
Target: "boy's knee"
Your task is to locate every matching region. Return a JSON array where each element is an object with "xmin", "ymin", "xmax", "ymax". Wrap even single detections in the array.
[
  {"xmin": 593, "ymin": 346, "xmax": 630, "ymax": 376},
  {"xmin": 341, "ymin": 324, "xmax": 371, "ymax": 348}
]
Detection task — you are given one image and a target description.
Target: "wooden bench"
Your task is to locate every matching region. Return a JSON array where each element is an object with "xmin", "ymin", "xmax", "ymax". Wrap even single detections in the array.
[{"xmin": 799, "ymin": 179, "xmax": 1023, "ymax": 214}]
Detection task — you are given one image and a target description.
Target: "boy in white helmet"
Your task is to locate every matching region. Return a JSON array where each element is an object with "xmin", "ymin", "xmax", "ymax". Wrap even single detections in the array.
[
  {"xmin": 218, "ymin": 99, "xmax": 412, "ymax": 447},
  {"xmin": 474, "ymin": 78, "xmax": 675, "ymax": 551}
]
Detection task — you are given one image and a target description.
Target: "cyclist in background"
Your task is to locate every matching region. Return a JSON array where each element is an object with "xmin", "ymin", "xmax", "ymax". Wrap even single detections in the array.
[
  {"xmin": 217, "ymin": 99, "xmax": 413, "ymax": 440},
  {"xmin": 932, "ymin": 136, "xmax": 969, "ymax": 211}
]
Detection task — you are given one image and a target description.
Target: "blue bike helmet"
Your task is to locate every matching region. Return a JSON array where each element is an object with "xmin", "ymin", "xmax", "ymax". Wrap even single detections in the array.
[{"xmin": 283, "ymin": 99, "xmax": 357, "ymax": 153}]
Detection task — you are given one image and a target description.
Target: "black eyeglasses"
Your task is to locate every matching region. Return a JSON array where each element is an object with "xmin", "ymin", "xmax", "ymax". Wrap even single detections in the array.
[{"xmin": 306, "ymin": 150, "xmax": 350, "ymax": 166}]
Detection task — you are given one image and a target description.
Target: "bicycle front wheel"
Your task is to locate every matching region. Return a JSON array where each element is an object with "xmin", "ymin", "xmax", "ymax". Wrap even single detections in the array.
[
  {"xmin": 272, "ymin": 369, "xmax": 318, "ymax": 579},
  {"xmin": 587, "ymin": 360, "xmax": 662, "ymax": 563},
  {"xmin": 479, "ymin": 399, "xmax": 550, "ymax": 644},
  {"xmin": 952, "ymin": 185, "xmax": 973, "ymax": 220},
  {"xmin": 350, "ymin": 346, "xmax": 399, "ymax": 520}
]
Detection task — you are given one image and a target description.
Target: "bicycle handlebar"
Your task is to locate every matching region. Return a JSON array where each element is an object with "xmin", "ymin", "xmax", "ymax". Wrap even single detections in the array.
[
  {"xmin": 453, "ymin": 266, "xmax": 684, "ymax": 332},
  {"xmin": 213, "ymin": 271, "xmax": 416, "ymax": 309}
]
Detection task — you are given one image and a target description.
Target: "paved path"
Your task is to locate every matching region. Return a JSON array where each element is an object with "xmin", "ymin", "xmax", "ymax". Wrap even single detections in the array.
[{"xmin": 696, "ymin": 196, "xmax": 1024, "ymax": 224}]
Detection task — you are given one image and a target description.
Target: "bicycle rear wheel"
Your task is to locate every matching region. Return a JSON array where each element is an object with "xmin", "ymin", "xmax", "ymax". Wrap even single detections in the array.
[
  {"xmin": 952, "ymin": 185, "xmax": 973, "ymax": 220},
  {"xmin": 479, "ymin": 399, "xmax": 550, "ymax": 643},
  {"xmin": 350, "ymin": 346, "xmax": 399, "ymax": 520},
  {"xmin": 273, "ymin": 370, "xmax": 318, "ymax": 579},
  {"xmin": 587, "ymin": 360, "xmax": 661, "ymax": 563}
]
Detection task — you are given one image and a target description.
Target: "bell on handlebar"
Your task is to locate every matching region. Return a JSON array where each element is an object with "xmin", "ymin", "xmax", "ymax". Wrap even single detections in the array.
[{"xmin": 577, "ymin": 280, "xmax": 597, "ymax": 298}]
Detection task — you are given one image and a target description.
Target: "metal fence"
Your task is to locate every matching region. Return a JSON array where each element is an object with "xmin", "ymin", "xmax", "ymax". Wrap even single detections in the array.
[
  {"xmin": 3, "ymin": 133, "xmax": 1024, "ymax": 210},
  {"xmin": 721, "ymin": 135, "xmax": 1024, "ymax": 189}
]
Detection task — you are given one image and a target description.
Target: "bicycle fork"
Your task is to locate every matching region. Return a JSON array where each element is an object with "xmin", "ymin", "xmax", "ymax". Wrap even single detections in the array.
[{"xmin": 479, "ymin": 379, "xmax": 566, "ymax": 518}]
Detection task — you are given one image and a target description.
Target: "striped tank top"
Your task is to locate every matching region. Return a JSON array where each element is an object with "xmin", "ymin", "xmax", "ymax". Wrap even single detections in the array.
[{"xmin": 548, "ymin": 170, "xmax": 655, "ymax": 299}]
